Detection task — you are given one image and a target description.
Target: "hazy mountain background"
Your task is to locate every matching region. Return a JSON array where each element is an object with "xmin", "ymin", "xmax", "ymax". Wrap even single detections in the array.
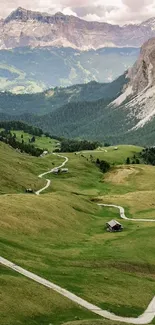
[
  {"xmin": 2, "ymin": 8, "xmax": 155, "ymax": 50},
  {"xmin": 0, "ymin": 47, "xmax": 139, "ymax": 93},
  {"xmin": 2, "ymin": 7, "xmax": 155, "ymax": 93},
  {"xmin": 1, "ymin": 8, "xmax": 155, "ymax": 146}
]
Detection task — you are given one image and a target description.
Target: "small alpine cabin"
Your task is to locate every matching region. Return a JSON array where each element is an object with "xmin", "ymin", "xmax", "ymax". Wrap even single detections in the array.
[
  {"xmin": 106, "ymin": 220, "xmax": 123, "ymax": 232},
  {"xmin": 61, "ymin": 168, "xmax": 68, "ymax": 173}
]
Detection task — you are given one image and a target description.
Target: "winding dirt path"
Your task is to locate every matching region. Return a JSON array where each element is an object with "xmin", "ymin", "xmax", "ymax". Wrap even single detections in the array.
[
  {"xmin": 35, "ymin": 153, "xmax": 68, "ymax": 195},
  {"xmin": 98, "ymin": 203, "xmax": 155, "ymax": 222},
  {"xmin": 0, "ymin": 256, "xmax": 155, "ymax": 324},
  {"xmin": 1, "ymin": 154, "xmax": 155, "ymax": 324}
]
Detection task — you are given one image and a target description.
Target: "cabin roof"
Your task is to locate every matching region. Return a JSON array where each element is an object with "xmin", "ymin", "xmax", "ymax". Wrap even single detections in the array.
[{"xmin": 107, "ymin": 220, "xmax": 122, "ymax": 228}]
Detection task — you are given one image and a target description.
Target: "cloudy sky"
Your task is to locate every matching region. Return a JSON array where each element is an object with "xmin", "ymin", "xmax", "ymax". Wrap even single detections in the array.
[{"xmin": 1, "ymin": 0, "xmax": 155, "ymax": 25}]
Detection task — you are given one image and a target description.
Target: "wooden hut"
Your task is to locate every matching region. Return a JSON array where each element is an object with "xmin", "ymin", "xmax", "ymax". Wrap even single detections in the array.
[{"xmin": 106, "ymin": 220, "xmax": 123, "ymax": 232}]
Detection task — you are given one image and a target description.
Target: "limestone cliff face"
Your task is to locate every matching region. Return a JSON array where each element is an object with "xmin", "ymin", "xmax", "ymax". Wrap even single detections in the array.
[
  {"xmin": 127, "ymin": 38, "xmax": 155, "ymax": 94},
  {"xmin": 1, "ymin": 7, "xmax": 155, "ymax": 50},
  {"xmin": 113, "ymin": 38, "xmax": 155, "ymax": 130}
]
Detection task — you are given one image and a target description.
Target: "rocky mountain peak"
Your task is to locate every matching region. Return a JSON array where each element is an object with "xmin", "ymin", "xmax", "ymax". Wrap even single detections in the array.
[
  {"xmin": 2, "ymin": 7, "xmax": 155, "ymax": 50},
  {"xmin": 4, "ymin": 7, "xmax": 69, "ymax": 24},
  {"xmin": 5, "ymin": 7, "xmax": 32, "ymax": 23},
  {"xmin": 114, "ymin": 37, "xmax": 155, "ymax": 105},
  {"xmin": 141, "ymin": 17, "xmax": 155, "ymax": 29},
  {"xmin": 127, "ymin": 37, "xmax": 155, "ymax": 93},
  {"xmin": 113, "ymin": 37, "xmax": 155, "ymax": 130}
]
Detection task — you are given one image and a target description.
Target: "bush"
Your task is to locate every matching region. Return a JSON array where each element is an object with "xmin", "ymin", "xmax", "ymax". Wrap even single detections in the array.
[
  {"xmin": 126, "ymin": 157, "xmax": 130, "ymax": 164},
  {"xmin": 96, "ymin": 158, "xmax": 110, "ymax": 173}
]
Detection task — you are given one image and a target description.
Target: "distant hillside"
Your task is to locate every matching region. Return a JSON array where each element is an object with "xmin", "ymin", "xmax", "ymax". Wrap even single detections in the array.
[
  {"xmin": 0, "ymin": 71, "xmax": 154, "ymax": 146},
  {"xmin": 2, "ymin": 38, "xmax": 155, "ymax": 146},
  {"xmin": 0, "ymin": 74, "xmax": 127, "ymax": 115},
  {"xmin": 0, "ymin": 47, "xmax": 139, "ymax": 93}
]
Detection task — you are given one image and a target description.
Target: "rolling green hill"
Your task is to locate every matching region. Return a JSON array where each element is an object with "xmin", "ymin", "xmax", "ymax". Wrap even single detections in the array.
[
  {"xmin": 0, "ymin": 141, "xmax": 62, "ymax": 194},
  {"xmin": 0, "ymin": 47, "xmax": 139, "ymax": 93},
  {"xmin": 1, "ymin": 142, "xmax": 155, "ymax": 325},
  {"xmin": 80, "ymin": 145, "xmax": 142, "ymax": 165}
]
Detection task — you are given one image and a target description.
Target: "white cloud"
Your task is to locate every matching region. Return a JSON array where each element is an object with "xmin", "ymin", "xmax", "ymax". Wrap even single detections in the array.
[
  {"xmin": 122, "ymin": 0, "xmax": 153, "ymax": 11},
  {"xmin": 1, "ymin": 0, "xmax": 155, "ymax": 25}
]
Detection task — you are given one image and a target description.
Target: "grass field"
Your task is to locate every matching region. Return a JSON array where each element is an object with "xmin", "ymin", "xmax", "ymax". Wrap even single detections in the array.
[
  {"xmin": 0, "ymin": 144, "xmax": 155, "ymax": 325},
  {"xmin": 0, "ymin": 142, "xmax": 63, "ymax": 194},
  {"xmin": 11, "ymin": 130, "xmax": 60, "ymax": 152},
  {"xmin": 81, "ymin": 145, "xmax": 142, "ymax": 165}
]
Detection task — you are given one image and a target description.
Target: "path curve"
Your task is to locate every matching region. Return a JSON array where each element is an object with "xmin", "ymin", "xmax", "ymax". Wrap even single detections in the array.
[
  {"xmin": 98, "ymin": 204, "xmax": 155, "ymax": 222},
  {"xmin": 0, "ymin": 256, "xmax": 155, "ymax": 324},
  {"xmin": 1, "ymin": 154, "xmax": 155, "ymax": 324},
  {"xmin": 35, "ymin": 153, "xmax": 68, "ymax": 195}
]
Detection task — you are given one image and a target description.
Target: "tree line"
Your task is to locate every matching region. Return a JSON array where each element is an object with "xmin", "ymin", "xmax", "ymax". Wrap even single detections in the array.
[
  {"xmin": 140, "ymin": 147, "xmax": 155, "ymax": 165},
  {"xmin": 57, "ymin": 139, "xmax": 102, "ymax": 153},
  {"xmin": 0, "ymin": 121, "xmax": 43, "ymax": 137},
  {"xmin": 0, "ymin": 130, "xmax": 43, "ymax": 157},
  {"xmin": 126, "ymin": 155, "xmax": 140, "ymax": 165}
]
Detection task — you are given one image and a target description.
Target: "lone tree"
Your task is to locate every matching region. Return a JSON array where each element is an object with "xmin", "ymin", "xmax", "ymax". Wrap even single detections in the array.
[
  {"xmin": 126, "ymin": 157, "xmax": 130, "ymax": 164},
  {"xmin": 31, "ymin": 136, "xmax": 36, "ymax": 143}
]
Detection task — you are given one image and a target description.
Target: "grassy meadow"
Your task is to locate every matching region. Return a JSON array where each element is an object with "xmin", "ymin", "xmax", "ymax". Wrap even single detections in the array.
[
  {"xmin": 11, "ymin": 130, "xmax": 60, "ymax": 152},
  {"xmin": 80, "ymin": 145, "xmax": 142, "ymax": 165},
  {"xmin": 0, "ymin": 142, "xmax": 63, "ymax": 194},
  {"xmin": 0, "ymin": 144, "xmax": 155, "ymax": 325}
]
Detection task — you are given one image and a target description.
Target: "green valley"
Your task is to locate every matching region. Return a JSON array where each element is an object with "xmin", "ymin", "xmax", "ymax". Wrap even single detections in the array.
[
  {"xmin": 1, "ymin": 8, "xmax": 155, "ymax": 325},
  {"xmin": 0, "ymin": 140, "xmax": 155, "ymax": 325}
]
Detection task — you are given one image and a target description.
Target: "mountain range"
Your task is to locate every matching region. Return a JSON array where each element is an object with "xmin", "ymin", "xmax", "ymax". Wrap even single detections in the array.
[
  {"xmin": 1, "ymin": 38, "xmax": 155, "ymax": 145},
  {"xmin": 1, "ymin": 7, "xmax": 155, "ymax": 50},
  {"xmin": 1, "ymin": 9, "xmax": 155, "ymax": 146},
  {"xmin": 2, "ymin": 7, "xmax": 155, "ymax": 92}
]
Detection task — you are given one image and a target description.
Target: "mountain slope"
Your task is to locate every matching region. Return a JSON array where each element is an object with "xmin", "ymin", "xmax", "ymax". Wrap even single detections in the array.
[
  {"xmin": 0, "ymin": 141, "xmax": 45, "ymax": 194},
  {"xmin": 26, "ymin": 37, "xmax": 155, "ymax": 145},
  {"xmin": 0, "ymin": 74, "xmax": 127, "ymax": 115},
  {"xmin": 0, "ymin": 47, "xmax": 139, "ymax": 93},
  {"xmin": 1, "ymin": 7, "xmax": 155, "ymax": 50},
  {"xmin": 2, "ymin": 38, "xmax": 155, "ymax": 145},
  {"xmin": 112, "ymin": 38, "xmax": 155, "ymax": 130}
]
